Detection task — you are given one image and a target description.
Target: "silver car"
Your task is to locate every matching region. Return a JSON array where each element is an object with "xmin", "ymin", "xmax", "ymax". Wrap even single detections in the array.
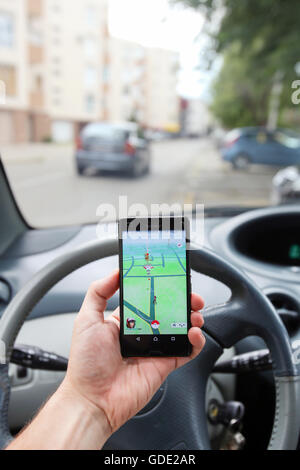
[
  {"xmin": 75, "ymin": 122, "xmax": 151, "ymax": 177},
  {"xmin": 272, "ymin": 166, "xmax": 300, "ymax": 205}
]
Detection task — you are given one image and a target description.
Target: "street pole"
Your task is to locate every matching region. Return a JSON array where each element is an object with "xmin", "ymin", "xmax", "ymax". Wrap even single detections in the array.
[{"xmin": 267, "ymin": 70, "xmax": 285, "ymax": 131}]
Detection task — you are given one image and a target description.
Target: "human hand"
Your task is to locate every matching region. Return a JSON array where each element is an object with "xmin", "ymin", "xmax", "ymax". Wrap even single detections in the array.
[{"xmin": 61, "ymin": 270, "xmax": 206, "ymax": 442}]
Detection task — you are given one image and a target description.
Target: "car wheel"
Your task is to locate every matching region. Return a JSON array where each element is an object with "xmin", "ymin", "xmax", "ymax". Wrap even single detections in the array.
[
  {"xmin": 233, "ymin": 154, "xmax": 250, "ymax": 171},
  {"xmin": 76, "ymin": 164, "xmax": 85, "ymax": 175},
  {"xmin": 143, "ymin": 163, "xmax": 150, "ymax": 175},
  {"xmin": 130, "ymin": 163, "xmax": 143, "ymax": 178}
]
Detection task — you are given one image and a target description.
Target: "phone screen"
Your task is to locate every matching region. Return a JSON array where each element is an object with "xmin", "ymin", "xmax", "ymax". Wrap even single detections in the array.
[{"xmin": 119, "ymin": 218, "xmax": 191, "ymax": 357}]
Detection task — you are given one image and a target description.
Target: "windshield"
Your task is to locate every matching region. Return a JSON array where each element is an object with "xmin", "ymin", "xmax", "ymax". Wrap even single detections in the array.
[{"xmin": 1, "ymin": 0, "xmax": 299, "ymax": 227}]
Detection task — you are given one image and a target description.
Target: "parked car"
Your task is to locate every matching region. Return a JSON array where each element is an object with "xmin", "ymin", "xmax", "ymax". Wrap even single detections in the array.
[
  {"xmin": 271, "ymin": 166, "xmax": 300, "ymax": 205},
  {"xmin": 222, "ymin": 127, "xmax": 300, "ymax": 170},
  {"xmin": 144, "ymin": 130, "xmax": 171, "ymax": 142},
  {"xmin": 75, "ymin": 122, "xmax": 151, "ymax": 177},
  {"xmin": 210, "ymin": 127, "xmax": 227, "ymax": 149}
]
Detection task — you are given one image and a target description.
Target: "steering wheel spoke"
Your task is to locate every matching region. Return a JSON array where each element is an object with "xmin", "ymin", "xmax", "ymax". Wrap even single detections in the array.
[{"xmin": 201, "ymin": 300, "xmax": 251, "ymax": 348}]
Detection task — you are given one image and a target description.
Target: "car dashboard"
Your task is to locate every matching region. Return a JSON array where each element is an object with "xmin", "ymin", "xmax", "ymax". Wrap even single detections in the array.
[{"xmin": 1, "ymin": 206, "xmax": 299, "ymax": 448}]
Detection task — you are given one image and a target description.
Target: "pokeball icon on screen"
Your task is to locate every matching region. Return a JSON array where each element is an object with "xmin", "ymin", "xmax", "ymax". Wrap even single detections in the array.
[{"xmin": 151, "ymin": 320, "xmax": 160, "ymax": 329}]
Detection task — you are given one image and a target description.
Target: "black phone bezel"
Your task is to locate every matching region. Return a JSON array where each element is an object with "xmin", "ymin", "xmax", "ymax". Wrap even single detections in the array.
[{"xmin": 118, "ymin": 217, "xmax": 192, "ymax": 358}]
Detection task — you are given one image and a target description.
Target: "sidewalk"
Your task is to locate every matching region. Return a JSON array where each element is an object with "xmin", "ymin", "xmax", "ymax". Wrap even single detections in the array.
[
  {"xmin": 1, "ymin": 143, "xmax": 74, "ymax": 164},
  {"xmin": 174, "ymin": 138, "xmax": 276, "ymax": 207}
]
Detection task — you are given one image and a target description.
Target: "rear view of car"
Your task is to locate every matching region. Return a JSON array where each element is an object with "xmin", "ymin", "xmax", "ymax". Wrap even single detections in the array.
[{"xmin": 75, "ymin": 123, "xmax": 151, "ymax": 177}]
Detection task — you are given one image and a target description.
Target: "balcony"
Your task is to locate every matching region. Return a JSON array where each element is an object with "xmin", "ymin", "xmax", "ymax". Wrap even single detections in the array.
[
  {"xmin": 28, "ymin": 44, "xmax": 44, "ymax": 64},
  {"xmin": 27, "ymin": 0, "xmax": 43, "ymax": 16},
  {"xmin": 30, "ymin": 90, "xmax": 44, "ymax": 110}
]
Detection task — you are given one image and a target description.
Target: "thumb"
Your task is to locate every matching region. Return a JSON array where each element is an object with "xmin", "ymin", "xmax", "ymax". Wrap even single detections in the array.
[{"xmin": 78, "ymin": 270, "xmax": 120, "ymax": 323}]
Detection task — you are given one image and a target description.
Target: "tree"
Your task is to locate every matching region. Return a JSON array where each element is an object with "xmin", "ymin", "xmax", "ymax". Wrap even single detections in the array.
[
  {"xmin": 210, "ymin": 46, "xmax": 272, "ymax": 128},
  {"xmin": 174, "ymin": 0, "xmax": 300, "ymax": 129}
]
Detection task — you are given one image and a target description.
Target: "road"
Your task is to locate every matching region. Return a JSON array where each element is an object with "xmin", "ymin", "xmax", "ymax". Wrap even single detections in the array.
[{"xmin": 2, "ymin": 138, "xmax": 277, "ymax": 227}]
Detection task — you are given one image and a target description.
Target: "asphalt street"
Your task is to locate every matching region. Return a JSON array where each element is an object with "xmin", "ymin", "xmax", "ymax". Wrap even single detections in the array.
[{"xmin": 2, "ymin": 138, "xmax": 277, "ymax": 227}]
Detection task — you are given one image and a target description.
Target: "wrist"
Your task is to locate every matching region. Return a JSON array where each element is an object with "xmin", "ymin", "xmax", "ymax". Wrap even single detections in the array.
[
  {"xmin": 56, "ymin": 380, "xmax": 112, "ymax": 449},
  {"xmin": 7, "ymin": 380, "xmax": 112, "ymax": 450}
]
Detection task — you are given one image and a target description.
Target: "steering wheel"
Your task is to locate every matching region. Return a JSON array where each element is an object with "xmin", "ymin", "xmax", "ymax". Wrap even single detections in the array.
[{"xmin": 0, "ymin": 239, "xmax": 299, "ymax": 450}]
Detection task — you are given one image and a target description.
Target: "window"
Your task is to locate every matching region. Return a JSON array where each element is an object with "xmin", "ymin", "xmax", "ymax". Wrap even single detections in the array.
[
  {"xmin": 52, "ymin": 98, "xmax": 62, "ymax": 107},
  {"xmin": 84, "ymin": 38, "xmax": 97, "ymax": 58},
  {"xmin": 35, "ymin": 75, "xmax": 43, "ymax": 90},
  {"xmin": 29, "ymin": 28, "xmax": 43, "ymax": 46},
  {"xmin": 51, "ymin": 4, "xmax": 61, "ymax": 14},
  {"xmin": 85, "ymin": 94, "xmax": 96, "ymax": 113},
  {"xmin": 86, "ymin": 6, "xmax": 97, "ymax": 28},
  {"xmin": 103, "ymin": 66, "xmax": 109, "ymax": 83},
  {"xmin": 1, "ymin": 0, "xmax": 297, "ymax": 229},
  {"xmin": 82, "ymin": 124, "xmax": 128, "ymax": 142},
  {"xmin": 274, "ymin": 131, "xmax": 300, "ymax": 149},
  {"xmin": 28, "ymin": 17, "xmax": 43, "ymax": 46},
  {"xmin": 53, "ymin": 37, "xmax": 61, "ymax": 46},
  {"xmin": 84, "ymin": 66, "xmax": 97, "ymax": 88},
  {"xmin": 0, "ymin": 65, "xmax": 16, "ymax": 96},
  {"xmin": 0, "ymin": 11, "xmax": 14, "ymax": 47}
]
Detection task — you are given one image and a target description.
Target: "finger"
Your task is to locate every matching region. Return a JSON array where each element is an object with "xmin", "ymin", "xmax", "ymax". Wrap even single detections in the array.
[
  {"xmin": 106, "ymin": 316, "xmax": 120, "ymax": 329},
  {"xmin": 106, "ymin": 308, "xmax": 120, "ymax": 328},
  {"xmin": 191, "ymin": 293, "xmax": 205, "ymax": 312},
  {"xmin": 175, "ymin": 327, "xmax": 206, "ymax": 368},
  {"xmin": 111, "ymin": 307, "xmax": 120, "ymax": 322},
  {"xmin": 191, "ymin": 311, "xmax": 204, "ymax": 328},
  {"xmin": 188, "ymin": 327, "xmax": 206, "ymax": 359},
  {"xmin": 80, "ymin": 270, "xmax": 119, "ymax": 322}
]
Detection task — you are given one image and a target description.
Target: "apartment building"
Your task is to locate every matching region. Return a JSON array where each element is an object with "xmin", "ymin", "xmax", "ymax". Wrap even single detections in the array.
[
  {"xmin": 105, "ymin": 37, "xmax": 146, "ymax": 125},
  {"xmin": 182, "ymin": 98, "xmax": 213, "ymax": 136},
  {"xmin": 27, "ymin": 0, "xmax": 50, "ymax": 142},
  {"xmin": 144, "ymin": 48, "xmax": 180, "ymax": 131},
  {"xmin": 0, "ymin": 0, "xmax": 108, "ymax": 144},
  {"xmin": 0, "ymin": 0, "xmax": 29, "ymax": 143},
  {"xmin": 0, "ymin": 0, "xmax": 180, "ymax": 144},
  {"xmin": 44, "ymin": 0, "xmax": 108, "ymax": 142},
  {"xmin": 106, "ymin": 38, "xmax": 180, "ymax": 131}
]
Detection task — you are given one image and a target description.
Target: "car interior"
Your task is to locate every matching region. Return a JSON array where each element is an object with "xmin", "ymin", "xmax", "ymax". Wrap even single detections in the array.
[
  {"xmin": 0, "ymin": 0, "xmax": 299, "ymax": 452},
  {"xmin": 0, "ymin": 159, "xmax": 299, "ymax": 450}
]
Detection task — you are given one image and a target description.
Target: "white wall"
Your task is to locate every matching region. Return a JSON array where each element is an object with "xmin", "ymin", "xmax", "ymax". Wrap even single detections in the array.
[{"xmin": 0, "ymin": 0, "xmax": 28, "ymax": 110}]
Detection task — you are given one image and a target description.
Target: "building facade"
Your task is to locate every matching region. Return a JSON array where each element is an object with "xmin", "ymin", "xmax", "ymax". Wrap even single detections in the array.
[
  {"xmin": 44, "ymin": 0, "xmax": 108, "ymax": 142},
  {"xmin": 0, "ymin": 0, "xmax": 180, "ymax": 144},
  {"xmin": 0, "ymin": 0, "xmax": 29, "ymax": 143},
  {"xmin": 182, "ymin": 98, "xmax": 213, "ymax": 137},
  {"xmin": 105, "ymin": 37, "xmax": 146, "ymax": 125},
  {"xmin": 144, "ymin": 47, "xmax": 180, "ymax": 131}
]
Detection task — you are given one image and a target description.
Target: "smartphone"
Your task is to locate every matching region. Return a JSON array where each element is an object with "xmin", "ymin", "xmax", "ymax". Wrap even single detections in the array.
[{"xmin": 119, "ymin": 217, "xmax": 191, "ymax": 357}]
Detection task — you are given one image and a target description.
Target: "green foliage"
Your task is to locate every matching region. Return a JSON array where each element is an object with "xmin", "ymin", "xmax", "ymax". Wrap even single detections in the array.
[
  {"xmin": 210, "ymin": 46, "xmax": 270, "ymax": 128},
  {"xmin": 174, "ymin": 0, "xmax": 300, "ymax": 129}
]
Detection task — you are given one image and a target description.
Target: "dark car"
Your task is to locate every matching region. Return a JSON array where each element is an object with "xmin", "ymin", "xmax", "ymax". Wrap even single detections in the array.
[
  {"xmin": 75, "ymin": 122, "xmax": 151, "ymax": 177},
  {"xmin": 222, "ymin": 127, "xmax": 300, "ymax": 170}
]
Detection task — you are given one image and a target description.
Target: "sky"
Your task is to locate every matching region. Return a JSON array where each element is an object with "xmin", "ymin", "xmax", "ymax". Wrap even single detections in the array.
[{"xmin": 108, "ymin": 0, "xmax": 211, "ymax": 98}]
